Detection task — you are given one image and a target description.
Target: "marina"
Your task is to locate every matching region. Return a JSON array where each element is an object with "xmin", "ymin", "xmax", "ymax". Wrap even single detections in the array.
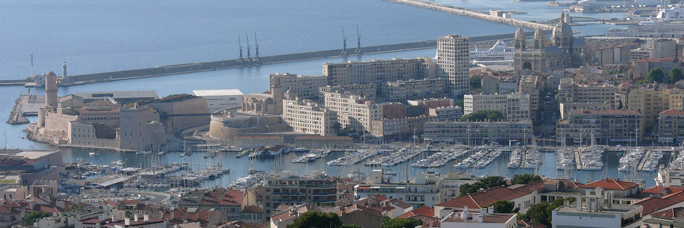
[
  {"xmin": 291, "ymin": 150, "xmax": 332, "ymax": 163},
  {"xmin": 365, "ymin": 147, "xmax": 421, "ymax": 167},
  {"xmin": 412, "ymin": 148, "xmax": 469, "ymax": 168},
  {"xmin": 618, "ymin": 147, "xmax": 646, "ymax": 172},
  {"xmin": 327, "ymin": 149, "xmax": 379, "ymax": 166},
  {"xmin": 508, "ymin": 150, "xmax": 522, "ymax": 169}
]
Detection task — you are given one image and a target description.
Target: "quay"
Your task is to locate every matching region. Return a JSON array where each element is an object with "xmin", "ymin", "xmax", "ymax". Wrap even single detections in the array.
[
  {"xmin": 382, "ymin": 0, "xmax": 553, "ymax": 31},
  {"xmin": 0, "ymin": 32, "xmax": 539, "ymax": 88},
  {"xmin": 574, "ymin": 149, "xmax": 582, "ymax": 170},
  {"xmin": 7, "ymin": 94, "xmax": 44, "ymax": 125},
  {"xmin": 637, "ymin": 149, "xmax": 652, "ymax": 171}
]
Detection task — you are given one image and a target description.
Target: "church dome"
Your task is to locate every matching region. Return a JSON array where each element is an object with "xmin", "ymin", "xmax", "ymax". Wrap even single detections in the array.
[{"xmin": 552, "ymin": 21, "xmax": 573, "ymax": 39}]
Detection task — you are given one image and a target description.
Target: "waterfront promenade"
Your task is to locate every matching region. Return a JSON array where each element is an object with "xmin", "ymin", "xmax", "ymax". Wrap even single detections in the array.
[{"xmin": 383, "ymin": 0, "xmax": 554, "ymax": 30}]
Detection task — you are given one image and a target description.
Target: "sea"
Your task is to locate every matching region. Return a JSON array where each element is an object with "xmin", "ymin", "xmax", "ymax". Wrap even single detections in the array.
[{"xmin": 0, "ymin": 0, "xmax": 655, "ymax": 187}]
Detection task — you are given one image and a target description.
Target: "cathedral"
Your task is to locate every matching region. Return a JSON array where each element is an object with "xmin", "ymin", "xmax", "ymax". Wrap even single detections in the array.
[{"xmin": 514, "ymin": 12, "xmax": 590, "ymax": 74}]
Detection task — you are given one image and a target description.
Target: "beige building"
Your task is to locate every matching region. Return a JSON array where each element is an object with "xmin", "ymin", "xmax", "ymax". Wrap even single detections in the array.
[
  {"xmin": 437, "ymin": 35, "xmax": 470, "ymax": 96},
  {"xmin": 557, "ymin": 78, "xmax": 616, "ymax": 107},
  {"xmin": 556, "ymin": 109, "xmax": 642, "ymax": 145},
  {"xmin": 269, "ymin": 73, "xmax": 327, "ymax": 99},
  {"xmin": 429, "ymin": 106, "xmax": 463, "ymax": 122},
  {"xmin": 630, "ymin": 38, "xmax": 677, "ymax": 61},
  {"xmin": 424, "ymin": 121, "xmax": 533, "ymax": 145},
  {"xmin": 282, "ymin": 99, "xmax": 337, "ymax": 136},
  {"xmin": 322, "ymin": 58, "xmax": 433, "ymax": 87},
  {"xmin": 519, "ymin": 75, "xmax": 541, "ymax": 119},
  {"xmin": 632, "ymin": 57, "xmax": 681, "ymax": 80},
  {"xmin": 627, "ymin": 84, "xmax": 684, "ymax": 132},
  {"xmin": 658, "ymin": 110, "xmax": 684, "ymax": 145},
  {"xmin": 208, "ymin": 114, "xmax": 288, "ymax": 141},
  {"xmin": 262, "ymin": 171, "xmax": 337, "ymax": 216},
  {"xmin": 464, "ymin": 93, "xmax": 531, "ymax": 122},
  {"xmin": 370, "ymin": 115, "xmax": 438, "ymax": 141},
  {"xmin": 559, "ymin": 102, "xmax": 613, "ymax": 120},
  {"xmin": 318, "ymin": 84, "xmax": 376, "ymax": 100},
  {"xmin": 323, "ymin": 92, "xmax": 381, "ymax": 132},
  {"xmin": 381, "ymin": 78, "xmax": 449, "ymax": 102}
]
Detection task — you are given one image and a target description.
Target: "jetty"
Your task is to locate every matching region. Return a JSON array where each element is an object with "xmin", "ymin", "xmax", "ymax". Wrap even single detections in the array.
[
  {"xmin": 0, "ymin": 31, "xmax": 543, "ymax": 88},
  {"xmin": 382, "ymin": 0, "xmax": 553, "ymax": 31},
  {"xmin": 7, "ymin": 94, "xmax": 44, "ymax": 125}
]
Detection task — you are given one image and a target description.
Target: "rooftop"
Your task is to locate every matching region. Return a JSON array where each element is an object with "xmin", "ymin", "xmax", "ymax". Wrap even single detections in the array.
[
  {"xmin": 442, "ymin": 213, "xmax": 516, "ymax": 224},
  {"xmin": 569, "ymin": 109, "xmax": 641, "ymax": 116},
  {"xmin": 582, "ymin": 178, "xmax": 639, "ymax": 190},
  {"xmin": 193, "ymin": 89, "xmax": 244, "ymax": 96},
  {"xmin": 76, "ymin": 90, "xmax": 159, "ymax": 99}
]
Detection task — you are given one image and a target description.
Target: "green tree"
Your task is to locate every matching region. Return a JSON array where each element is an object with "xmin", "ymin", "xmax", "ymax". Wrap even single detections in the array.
[
  {"xmin": 287, "ymin": 211, "xmax": 342, "ymax": 228},
  {"xmin": 511, "ymin": 174, "xmax": 542, "ymax": 185},
  {"xmin": 382, "ymin": 216, "xmax": 422, "ymax": 228},
  {"xmin": 24, "ymin": 211, "xmax": 52, "ymax": 226},
  {"xmin": 647, "ymin": 68, "xmax": 664, "ymax": 83},
  {"xmin": 617, "ymin": 100, "xmax": 623, "ymax": 109},
  {"xmin": 460, "ymin": 110, "xmax": 505, "ymax": 122},
  {"xmin": 341, "ymin": 224, "xmax": 364, "ymax": 228},
  {"xmin": 456, "ymin": 100, "xmax": 465, "ymax": 109},
  {"xmin": 670, "ymin": 68, "xmax": 684, "ymax": 84},
  {"xmin": 470, "ymin": 75, "xmax": 482, "ymax": 90},
  {"xmin": 459, "ymin": 176, "xmax": 506, "ymax": 196},
  {"xmin": 519, "ymin": 198, "xmax": 576, "ymax": 227},
  {"xmin": 490, "ymin": 200, "xmax": 516, "ymax": 213}
]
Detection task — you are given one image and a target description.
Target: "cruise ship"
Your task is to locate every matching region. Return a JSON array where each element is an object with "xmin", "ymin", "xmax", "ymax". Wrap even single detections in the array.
[
  {"xmin": 470, "ymin": 40, "xmax": 514, "ymax": 61},
  {"xmin": 640, "ymin": 5, "xmax": 684, "ymax": 25}
]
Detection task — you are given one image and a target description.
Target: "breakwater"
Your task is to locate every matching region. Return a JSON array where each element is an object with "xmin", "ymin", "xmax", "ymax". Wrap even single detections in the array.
[
  {"xmin": 0, "ymin": 32, "xmax": 534, "ymax": 87},
  {"xmin": 383, "ymin": 0, "xmax": 554, "ymax": 31}
]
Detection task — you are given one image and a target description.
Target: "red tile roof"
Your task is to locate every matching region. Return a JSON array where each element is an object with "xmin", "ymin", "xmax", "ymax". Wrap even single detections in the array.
[
  {"xmin": 642, "ymin": 186, "xmax": 684, "ymax": 195},
  {"xmin": 660, "ymin": 110, "xmax": 684, "ymax": 116},
  {"xmin": 582, "ymin": 178, "xmax": 639, "ymax": 190},
  {"xmin": 651, "ymin": 207, "xmax": 684, "ymax": 220},
  {"xmin": 435, "ymin": 186, "xmax": 530, "ymax": 209},
  {"xmin": 632, "ymin": 190, "xmax": 684, "ymax": 215},
  {"xmin": 242, "ymin": 206, "xmax": 263, "ymax": 213},
  {"xmin": 398, "ymin": 206, "xmax": 435, "ymax": 218},
  {"xmin": 372, "ymin": 194, "xmax": 388, "ymax": 202}
]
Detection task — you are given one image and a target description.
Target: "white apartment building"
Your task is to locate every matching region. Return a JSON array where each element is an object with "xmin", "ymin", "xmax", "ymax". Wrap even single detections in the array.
[
  {"xmin": 193, "ymin": 89, "xmax": 244, "ymax": 112},
  {"xmin": 282, "ymin": 99, "xmax": 337, "ymax": 136},
  {"xmin": 552, "ymin": 191, "xmax": 642, "ymax": 228},
  {"xmin": 424, "ymin": 121, "xmax": 533, "ymax": 145},
  {"xmin": 323, "ymin": 92, "xmax": 381, "ymax": 132},
  {"xmin": 464, "ymin": 93, "xmax": 531, "ymax": 122},
  {"xmin": 437, "ymin": 35, "xmax": 470, "ymax": 96},
  {"xmin": 354, "ymin": 170, "xmax": 469, "ymax": 207},
  {"xmin": 382, "ymin": 78, "xmax": 450, "ymax": 102},
  {"xmin": 322, "ymin": 58, "xmax": 432, "ymax": 87},
  {"xmin": 429, "ymin": 106, "xmax": 463, "ymax": 122}
]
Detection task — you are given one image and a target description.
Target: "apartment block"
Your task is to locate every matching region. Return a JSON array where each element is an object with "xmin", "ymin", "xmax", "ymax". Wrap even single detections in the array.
[
  {"xmin": 627, "ymin": 84, "xmax": 684, "ymax": 132},
  {"xmin": 354, "ymin": 170, "xmax": 467, "ymax": 207},
  {"xmin": 658, "ymin": 110, "xmax": 684, "ymax": 145},
  {"xmin": 322, "ymin": 58, "xmax": 433, "ymax": 87},
  {"xmin": 437, "ymin": 35, "xmax": 470, "ymax": 96},
  {"xmin": 632, "ymin": 57, "xmax": 682, "ymax": 80},
  {"xmin": 464, "ymin": 93, "xmax": 531, "ymax": 122},
  {"xmin": 557, "ymin": 78, "xmax": 615, "ymax": 107},
  {"xmin": 559, "ymin": 102, "xmax": 613, "ymax": 120},
  {"xmin": 370, "ymin": 115, "xmax": 438, "ymax": 141},
  {"xmin": 318, "ymin": 83, "xmax": 377, "ymax": 101},
  {"xmin": 262, "ymin": 170, "xmax": 338, "ymax": 216},
  {"xmin": 269, "ymin": 73, "xmax": 328, "ymax": 99},
  {"xmin": 323, "ymin": 92, "xmax": 381, "ymax": 132},
  {"xmin": 630, "ymin": 38, "xmax": 677, "ymax": 61},
  {"xmin": 424, "ymin": 121, "xmax": 533, "ymax": 145},
  {"xmin": 381, "ymin": 78, "xmax": 450, "ymax": 102},
  {"xmin": 429, "ymin": 106, "xmax": 463, "ymax": 122},
  {"xmin": 282, "ymin": 99, "xmax": 337, "ymax": 136},
  {"xmin": 556, "ymin": 109, "xmax": 642, "ymax": 145},
  {"xmin": 519, "ymin": 75, "xmax": 541, "ymax": 119}
]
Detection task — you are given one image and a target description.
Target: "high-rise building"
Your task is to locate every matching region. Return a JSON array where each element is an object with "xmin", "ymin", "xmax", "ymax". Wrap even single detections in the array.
[{"xmin": 437, "ymin": 35, "xmax": 470, "ymax": 96}]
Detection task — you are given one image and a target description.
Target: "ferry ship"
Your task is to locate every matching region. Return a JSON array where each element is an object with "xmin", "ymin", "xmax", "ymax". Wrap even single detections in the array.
[
  {"xmin": 640, "ymin": 5, "xmax": 684, "ymax": 25},
  {"xmin": 470, "ymin": 40, "xmax": 513, "ymax": 61}
]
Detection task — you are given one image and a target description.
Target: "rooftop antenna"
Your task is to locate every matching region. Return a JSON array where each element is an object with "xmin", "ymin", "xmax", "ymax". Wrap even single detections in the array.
[
  {"xmin": 356, "ymin": 25, "xmax": 361, "ymax": 54},
  {"xmin": 246, "ymin": 33, "xmax": 251, "ymax": 59},
  {"xmin": 341, "ymin": 26, "xmax": 347, "ymax": 56},
  {"xmin": 254, "ymin": 32, "xmax": 259, "ymax": 58},
  {"xmin": 30, "ymin": 55, "xmax": 34, "ymax": 77},
  {"xmin": 238, "ymin": 35, "xmax": 243, "ymax": 60}
]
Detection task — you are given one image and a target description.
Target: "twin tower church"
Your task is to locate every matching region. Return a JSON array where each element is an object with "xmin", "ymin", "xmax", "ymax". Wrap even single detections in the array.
[{"xmin": 513, "ymin": 12, "xmax": 593, "ymax": 74}]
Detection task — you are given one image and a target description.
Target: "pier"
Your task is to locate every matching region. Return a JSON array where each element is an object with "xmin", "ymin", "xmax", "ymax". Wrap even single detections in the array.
[
  {"xmin": 0, "ymin": 32, "xmax": 535, "ymax": 88},
  {"xmin": 637, "ymin": 149, "xmax": 652, "ymax": 171},
  {"xmin": 382, "ymin": 0, "xmax": 553, "ymax": 31},
  {"xmin": 7, "ymin": 94, "xmax": 43, "ymax": 125}
]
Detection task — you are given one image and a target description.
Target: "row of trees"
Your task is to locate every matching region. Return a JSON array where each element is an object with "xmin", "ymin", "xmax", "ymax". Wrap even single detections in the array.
[
  {"xmin": 459, "ymin": 110, "xmax": 504, "ymax": 122},
  {"xmin": 644, "ymin": 68, "xmax": 684, "ymax": 84},
  {"xmin": 459, "ymin": 174, "xmax": 542, "ymax": 197},
  {"xmin": 287, "ymin": 211, "xmax": 421, "ymax": 228}
]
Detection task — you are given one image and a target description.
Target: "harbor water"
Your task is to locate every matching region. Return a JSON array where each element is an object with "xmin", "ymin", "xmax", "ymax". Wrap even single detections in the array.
[{"xmin": 0, "ymin": 0, "xmax": 644, "ymax": 187}]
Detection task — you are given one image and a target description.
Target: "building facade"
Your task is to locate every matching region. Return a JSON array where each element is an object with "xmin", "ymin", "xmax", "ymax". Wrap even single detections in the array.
[
  {"xmin": 193, "ymin": 89, "xmax": 244, "ymax": 112},
  {"xmin": 323, "ymin": 92, "xmax": 381, "ymax": 132},
  {"xmin": 424, "ymin": 121, "xmax": 533, "ymax": 145},
  {"xmin": 262, "ymin": 171, "xmax": 338, "ymax": 216},
  {"xmin": 282, "ymin": 99, "xmax": 337, "ymax": 136},
  {"xmin": 557, "ymin": 78, "xmax": 616, "ymax": 107},
  {"xmin": 436, "ymin": 35, "xmax": 470, "ymax": 96},
  {"xmin": 658, "ymin": 110, "xmax": 684, "ymax": 145},
  {"xmin": 381, "ymin": 78, "xmax": 449, "ymax": 102},
  {"xmin": 556, "ymin": 109, "xmax": 642, "ymax": 145},
  {"xmin": 464, "ymin": 93, "xmax": 531, "ymax": 122}
]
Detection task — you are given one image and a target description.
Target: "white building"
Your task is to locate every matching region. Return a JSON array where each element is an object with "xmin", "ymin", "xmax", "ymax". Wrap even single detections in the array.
[
  {"xmin": 464, "ymin": 93, "xmax": 531, "ymax": 122},
  {"xmin": 552, "ymin": 190, "xmax": 642, "ymax": 228},
  {"xmin": 76, "ymin": 214, "xmax": 167, "ymax": 228},
  {"xmin": 437, "ymin": 35, "xmax": 470, "ymax": 96},
  {"xmin": 323, "ymin": 92, "xmax": 381, "ymax": 132},
  {"xmin": 440, "ymin": 207, "xmax": 517, "ymax": 228},
  {"xmin": 282, "ymin": 99, "xmax": 337, "ymax": 136},
  {"xmin": 193, "ymin": 89, "xmax": 244, "ymax": 112}
]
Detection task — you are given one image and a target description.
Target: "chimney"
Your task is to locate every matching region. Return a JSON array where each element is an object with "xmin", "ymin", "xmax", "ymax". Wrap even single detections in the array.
[
  {"xmin": 134, "ymin": 214, "xmax": 139, "ymax": 222},
  {"xmin": 125, "ymin": 218, "xmax": 130, "ymax": 225},
  {"xmin": 144, "ymin": 214, "xmax": 149, "ymax": 222},
  {"xmin": 462, "ymin": 206, "xmax": 469, "ymax": 220},
  {"xmin": 488, "ymin": 206, "xmax": 494, "ymax": 214},
  {"xmin": 480, "ymin": 208, "xmax": 488, "ymax": 217},
  {"xmin": 112, "ymin": 215, "xmax": 118, "ymax": 223}
]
